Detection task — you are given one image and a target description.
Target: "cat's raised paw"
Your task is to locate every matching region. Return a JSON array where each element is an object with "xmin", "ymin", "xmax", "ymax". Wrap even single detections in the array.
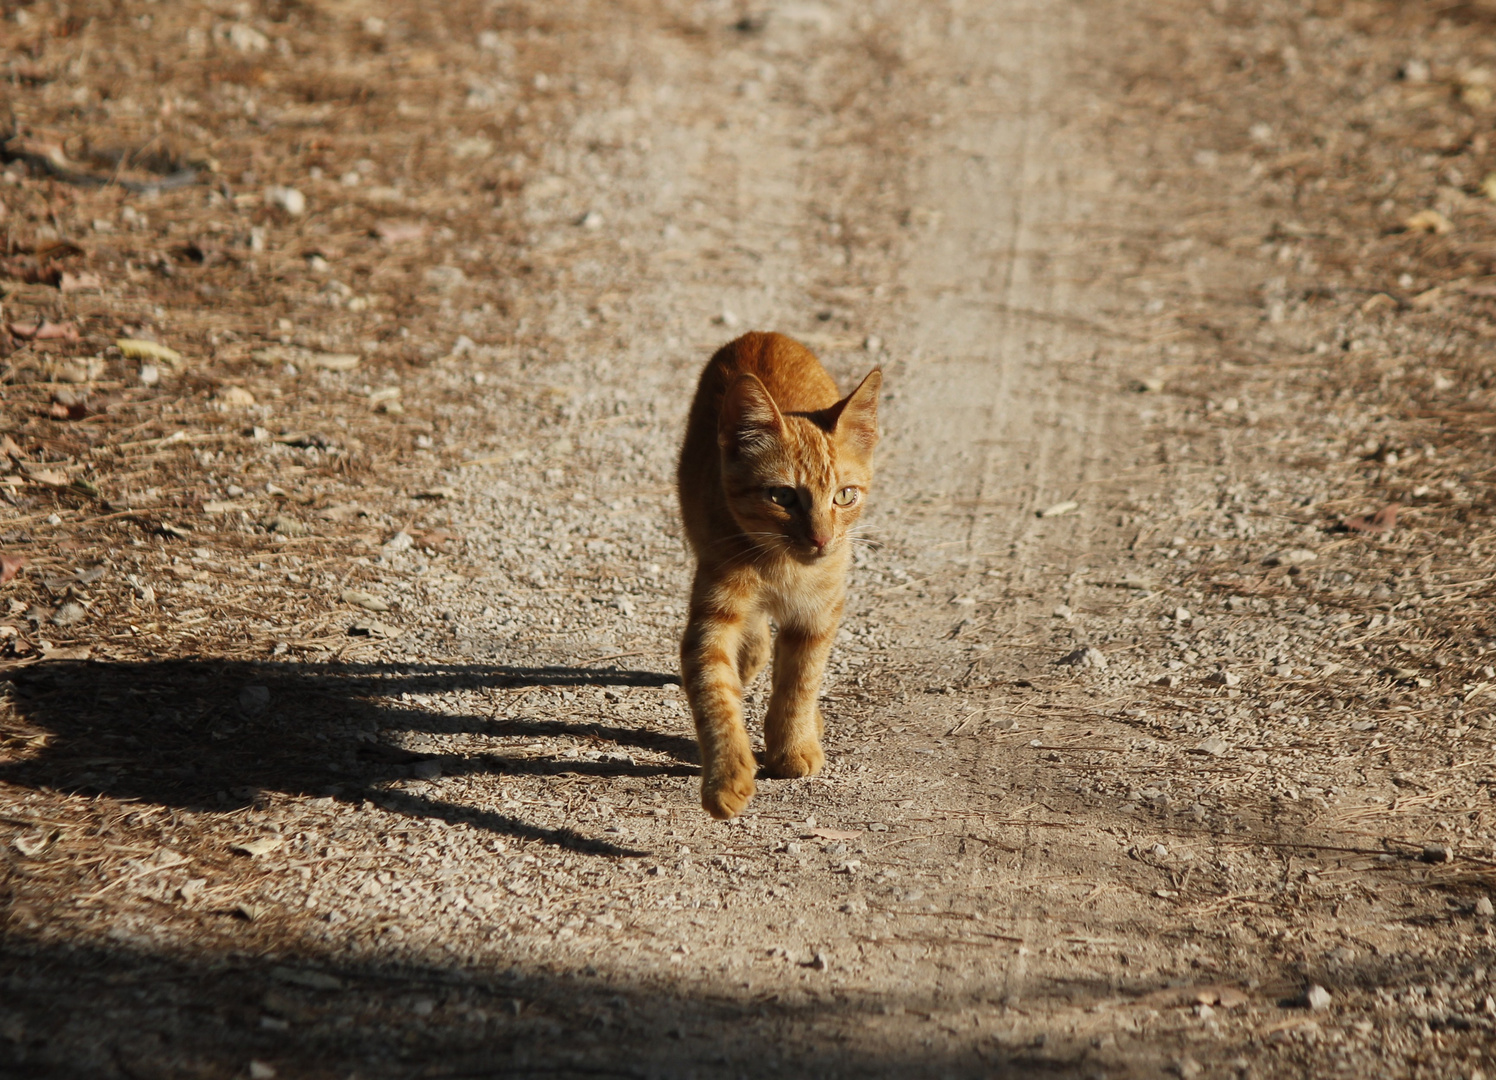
[{"xmin": 764, "ymin": 742, "xmax": 825, "ymax": 779}]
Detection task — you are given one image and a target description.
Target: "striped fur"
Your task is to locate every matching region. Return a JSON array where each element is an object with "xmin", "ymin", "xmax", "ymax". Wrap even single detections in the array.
[{"xmin": 677, "ymin": 332, "xmax": 881, "ymax": 819}]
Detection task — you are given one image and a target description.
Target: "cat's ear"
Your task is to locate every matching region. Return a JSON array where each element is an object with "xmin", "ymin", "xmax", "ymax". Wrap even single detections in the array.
[
  {"xmin": 719, "ymin": 373, "xmax": 784, "ymax": 455},
  {"xmin": 828, "ymin": 368, "xmax": 881, "ymax": 456}
]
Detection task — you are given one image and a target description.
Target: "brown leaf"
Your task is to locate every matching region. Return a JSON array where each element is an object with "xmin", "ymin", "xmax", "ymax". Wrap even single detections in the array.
[
  {"xmin": 39, "ymin": 645, "xmax": 90, "ymax": 662},
  {"xmin": 1343, "ymin": 504, "xmax": 1398, "ymax": 535},
  {"xmin": 33, "ymin": 239, "xmax": 84, "ymax": 261},
  {"xmin": 0, "ymin": 554, "xmax": 26, "ymax": 585},
  {"xmin": 412, "ymin": 527, "xmax": 456, "ymax": 552},
  {"xmin": 7, "ymin": 320, "xmax": 81, "ymax": 342}
]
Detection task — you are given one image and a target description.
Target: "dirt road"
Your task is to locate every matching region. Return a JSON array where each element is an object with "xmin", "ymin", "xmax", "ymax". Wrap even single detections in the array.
[{"xmin": 3, "ymin": 1, "xmax": 1495, "ymax": 1077}]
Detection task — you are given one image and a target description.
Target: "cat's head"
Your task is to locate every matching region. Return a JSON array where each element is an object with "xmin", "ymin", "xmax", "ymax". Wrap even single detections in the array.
[{"xmin": 717, "ymin": 369, "xmax": 881, "ymax": 561}]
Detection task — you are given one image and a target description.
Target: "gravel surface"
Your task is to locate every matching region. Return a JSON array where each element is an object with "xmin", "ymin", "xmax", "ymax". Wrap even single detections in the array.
[{"xmin": 2, "ymin": 1, "xmax": 1495, "ymax": 1078}]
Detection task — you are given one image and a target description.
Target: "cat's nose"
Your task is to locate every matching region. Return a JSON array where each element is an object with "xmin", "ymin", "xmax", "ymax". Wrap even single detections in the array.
[{"xmin": 810, "ymin": 532, "xmax": 833, "ymax": 553}]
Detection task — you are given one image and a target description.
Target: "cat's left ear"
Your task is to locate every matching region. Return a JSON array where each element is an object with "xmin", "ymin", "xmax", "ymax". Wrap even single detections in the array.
[{"xmin": 827, "ymin": 368, "xmax": 881, "ymax": 456}]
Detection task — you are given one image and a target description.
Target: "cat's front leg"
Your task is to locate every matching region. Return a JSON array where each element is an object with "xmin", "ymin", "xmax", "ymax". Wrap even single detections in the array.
[
  {"xmin": 680, "ymin": 596, "xmax": 757, "ymax": 819},
  {"xmin": 762, "ymin": 616, "xmax": 837, "ymax": 778}
]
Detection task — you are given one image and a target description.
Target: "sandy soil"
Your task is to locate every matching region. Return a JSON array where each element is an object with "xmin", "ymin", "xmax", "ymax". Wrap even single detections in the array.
[{"xmin": 3, "ymin": 1, "xmax": 1495, "ymax": 1078}]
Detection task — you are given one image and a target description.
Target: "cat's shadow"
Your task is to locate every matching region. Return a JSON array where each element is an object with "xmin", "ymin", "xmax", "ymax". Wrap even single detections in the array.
[{"xmin": 0, "ymin": 658, "xmax": 695, "ymax": 856}]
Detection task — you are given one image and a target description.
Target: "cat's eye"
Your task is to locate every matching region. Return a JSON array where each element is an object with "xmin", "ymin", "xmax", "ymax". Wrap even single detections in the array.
[
  {"xmin": 767, "ymin": 487, "xmax": 797, "ymax": 507},
  {"xmin": 832, "ymin": 487, "xmax": 859, "ymax": 507}
]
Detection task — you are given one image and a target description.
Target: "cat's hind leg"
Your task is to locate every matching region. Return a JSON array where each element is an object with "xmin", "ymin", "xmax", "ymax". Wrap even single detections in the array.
[{"xmin": 736, "ymin": 610, "xmax": 771, "ymax": 687}]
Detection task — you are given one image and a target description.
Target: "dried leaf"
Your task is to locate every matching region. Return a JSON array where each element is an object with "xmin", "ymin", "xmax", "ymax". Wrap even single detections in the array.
[
  {"xmin": 12, "ymin": 831, "xmax": 53, "ymax": 858},
  {"xmin": 307, "ymin": 352, "xmax": 360, "ymax": 372},
  {"xmin": 8, "ymin": 320, "xmax": 80, "ymax": 342},
  {"xmin": 215, "ymin": 386, "xmax": 256, "ymax": 408},
  {"xmin": 49, "ymin": 601, "xmax": 86, "ymax": 626},
  {"xmin": 116, "ymin": 338, "xmax": 184, "ymax": 368},
  {"xmin": 1037, "ymin": 500, "xmax": 1078, "ymax": 518},
  {"xmin": 0, "ymin": 554, "xmax": 26, "ymax": 585},
  {"xmin": 1404, "ymin": 209, "xmax": 1452, "ymax": 234},
  {"xmin": 1343, "ymin": 504, "xmax": 1398, "ymax": 535},
  {"xmin": 230, "ymin": 836, "xmax": 284, "ymax": 858},
  {"xmin": 804, "ymin": 827, "xmax": 862, "ymax": 841},
  {"xmin": 373, "ymin": 220, "xmax": 428, "ymax": 243},
  {"xmin": 32, "ymin": 239, "xmax": 84, "ymax": 261},
  {"xmin": 340, "ymin": 588, "xmax": 390, "ymax": 612},
  {"xmin": 412, "ymin": 528, "xmax": 455, "ymax": 552},
  {"xmin": 273, "ymin": 431, "xmax": 329, "ymax": 449},
  {"xmin": 39, "ymin": 645, "xmax": 90, "ymax": 661}
]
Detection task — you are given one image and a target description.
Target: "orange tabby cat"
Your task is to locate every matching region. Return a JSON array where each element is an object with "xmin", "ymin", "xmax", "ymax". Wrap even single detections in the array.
[{"xmin": 677, "ymin": 331, "xmax": 881, "ymax": 819}]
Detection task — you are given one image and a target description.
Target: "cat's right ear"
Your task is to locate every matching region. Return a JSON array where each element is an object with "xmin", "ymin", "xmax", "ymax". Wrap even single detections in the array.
[{"xmin": 718, "ymin": 373, "xmax": 784, "ymax": 455}]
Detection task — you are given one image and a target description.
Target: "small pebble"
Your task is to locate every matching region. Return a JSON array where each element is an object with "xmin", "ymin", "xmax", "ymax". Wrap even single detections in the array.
[
  {"xmin": 1475, "ymin": 896, "xmax": 1495, "ymax": 917},
  {"xmin": 265, "ymin": 185, "xmax": 306, "ymax": 216},
  {"xmin": 1305, "ymin": 984, "xmax": 1332, "ymax": 1011},
  {"xmin": 1057, "ymin": 646, "xmax": 1107, "ymax": 671}
]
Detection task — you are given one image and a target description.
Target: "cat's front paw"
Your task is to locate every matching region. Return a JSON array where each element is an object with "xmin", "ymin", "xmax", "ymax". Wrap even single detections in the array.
[
  {"xmin": 763, "ymin": 741, "xmax": 824, "ymax": 779},
  {"xmin": 701, "ymin": 760, "xmax": 756, "ymax": 819}
]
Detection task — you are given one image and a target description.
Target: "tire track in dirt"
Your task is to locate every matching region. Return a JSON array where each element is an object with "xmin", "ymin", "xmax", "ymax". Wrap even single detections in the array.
[{"xmin": 874, "ymin": 2, "xmax": 1163, "ymax": 1066}]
